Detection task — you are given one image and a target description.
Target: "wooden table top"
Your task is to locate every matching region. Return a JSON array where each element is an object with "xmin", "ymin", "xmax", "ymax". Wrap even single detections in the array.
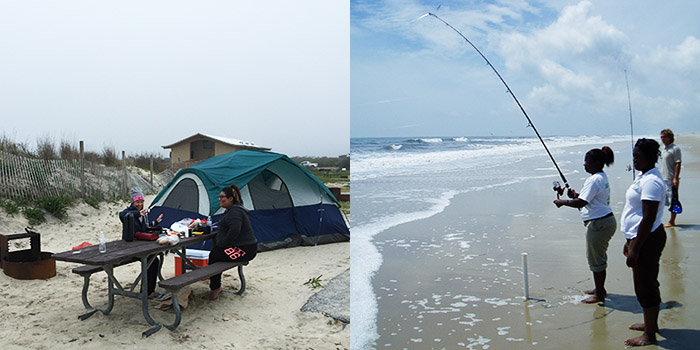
[{"xmin": 52, "ymin": 232, "xmax": 216, "ymax": 266}]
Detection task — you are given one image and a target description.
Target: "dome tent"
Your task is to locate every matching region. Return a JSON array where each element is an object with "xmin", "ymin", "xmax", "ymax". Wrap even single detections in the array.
[{"xmin": 149, "ymin": 150, "xmax": 349, "ymax": 251}]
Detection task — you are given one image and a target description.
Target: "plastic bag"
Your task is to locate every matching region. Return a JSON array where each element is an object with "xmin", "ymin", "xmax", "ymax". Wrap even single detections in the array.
[{"xmin": 157, "ymin": 234, "xmax": 180, "ymax": 246}]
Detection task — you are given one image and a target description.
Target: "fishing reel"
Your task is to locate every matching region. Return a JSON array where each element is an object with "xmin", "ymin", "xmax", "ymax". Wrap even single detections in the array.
[
  {"xmin": 552, "ymin": 181, "xmax": 570, "ymax": 200},
  {"xmin": 552, "ymin": 181, "xmax": 563, "ymax": 199}
]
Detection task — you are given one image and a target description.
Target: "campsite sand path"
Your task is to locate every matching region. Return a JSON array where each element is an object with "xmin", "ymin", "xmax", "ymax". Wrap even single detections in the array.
[{"xmin": 0, "ymin": 195, "xmax": 349, "ymax": 349}]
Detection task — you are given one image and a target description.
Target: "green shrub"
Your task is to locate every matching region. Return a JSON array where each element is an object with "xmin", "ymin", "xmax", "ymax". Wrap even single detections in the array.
[
  {"xmin": 84, "ymin": 197, "xmax": 100, "ymax": 209},
  {"xmin": 303, "ymin": 275, "xmax": 324, "ymax": 289},
  {"xmin": 1, "ymin": 200, "xmax": 20, "ymax": 215},
  {"xmin": 23, "ymin": 207, "xmax": 46, "ymax": 226},
  {"xmin": 13, "ymin": 197, "xmax": 32, "ymax": 207},
  {"xmin": 36, "ymin": 196, "xmax": 74, "ymax": 219}
]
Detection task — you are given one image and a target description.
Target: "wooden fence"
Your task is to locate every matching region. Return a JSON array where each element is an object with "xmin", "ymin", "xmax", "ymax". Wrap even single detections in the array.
[{"xmin": 0, "ymin": 151, "xmax": 171, "ymax": 201}]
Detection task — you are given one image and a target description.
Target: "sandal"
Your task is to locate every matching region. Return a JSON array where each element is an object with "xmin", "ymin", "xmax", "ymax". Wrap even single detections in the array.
[{"xmin": 149, "ymin": 292, "xmax": 165, "ymax": 300}]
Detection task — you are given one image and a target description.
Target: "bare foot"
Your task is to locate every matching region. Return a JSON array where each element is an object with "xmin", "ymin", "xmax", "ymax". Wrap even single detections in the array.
[
  {"xmin": 624, "ymin": 333, "xmax": 656, "ymax": 346},
  {"xmin": 582, "ymin": 295, "xmax": 604, "ymax": 304},
  {"xmin": 209, "ymin": 287, "xmax": 222, "ymax": 300},
  {"xmin": 629, "ymin": 323, "xmax": 645, "ymax": 331},
  {"xmin": 664, "ymin": 222, "xmax": 675, "ymax": 228},
  {"xmin": 584, "ymin": 289, "xmax": 596, "ymax": 295}
]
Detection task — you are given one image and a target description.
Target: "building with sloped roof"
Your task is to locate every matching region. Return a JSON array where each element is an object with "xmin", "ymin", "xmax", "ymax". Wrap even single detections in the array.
[{"xmin": 163, "ymin": 133, "xmax": 270, "ymax": 170}]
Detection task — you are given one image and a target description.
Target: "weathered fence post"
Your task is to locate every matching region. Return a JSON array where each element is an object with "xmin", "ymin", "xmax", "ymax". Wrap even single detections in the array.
[
  {"xmin": 80, "ymin": 141, "xmax": 85, "ymax": 198},
  {"xmin": 122, "ymin": 150, "xmax": 127, "ymax": 197}
]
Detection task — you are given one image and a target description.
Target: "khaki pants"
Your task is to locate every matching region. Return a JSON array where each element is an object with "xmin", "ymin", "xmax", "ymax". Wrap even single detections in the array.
[{"xmin": 584, "ymin": 214, "xmax": 616, "ymax": 272}]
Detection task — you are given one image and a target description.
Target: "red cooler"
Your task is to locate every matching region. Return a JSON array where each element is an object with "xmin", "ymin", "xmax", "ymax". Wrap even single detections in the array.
[{"xmin": 174, "ymin": 249, "xmax": 209, "ymax": 276}]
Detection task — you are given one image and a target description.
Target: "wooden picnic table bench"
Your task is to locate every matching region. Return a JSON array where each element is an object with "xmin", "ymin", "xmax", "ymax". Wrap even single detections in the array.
[
  {"xmin": 144, "ymin": 260, "xmax": 248, "ymax": 336},
  {"xmin": 53, "ymin": 232, "xmax": 222, "ymax": 336},
  {"xmin": 71, "ymin": 256, "xmax": 155, "ymax": 310},
  {"xmin": 159, "ymin": 261, "xmax": 248, "ymax": 292}
]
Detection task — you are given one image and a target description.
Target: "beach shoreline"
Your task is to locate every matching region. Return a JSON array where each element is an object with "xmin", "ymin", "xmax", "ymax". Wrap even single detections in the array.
[
  {"xmin": 366, "ymin": 134, "xmax": 699, "ymax": 349},
  {"xmin": 0, "ymin": 195, "xmax": 349, "ymax": 349}
]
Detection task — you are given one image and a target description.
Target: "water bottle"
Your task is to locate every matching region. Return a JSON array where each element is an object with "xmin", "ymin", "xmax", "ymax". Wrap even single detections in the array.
[
  {"xmin": 99, "ymin": 232, "xmax": 107, "ymax": 253},
  {"xmin": 207, "ymin": 216, "xmax": 212, "ymax": 227}
]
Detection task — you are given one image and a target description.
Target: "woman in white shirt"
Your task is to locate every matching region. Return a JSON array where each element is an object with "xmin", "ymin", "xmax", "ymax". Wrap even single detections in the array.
[
  {"xmin": 620, "ymin": 138, "xmax": 667, "ymax": 347},
  {"xmin": 554, "ymin": 146, "xmax": 616, "ymax": 304}
]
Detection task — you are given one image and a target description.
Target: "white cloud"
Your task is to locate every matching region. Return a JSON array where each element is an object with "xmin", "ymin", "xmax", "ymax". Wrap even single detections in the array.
[
  {"xmin": 648, "ymin": 36, "xmax": 700, "ymax": 75},
  {"xmin": 352, "ymin": 0, "xmax": 700, "ymax": 137},
  {"xmin": 500, "ymin": 1, "xmax": 629, "ymax": 79}
]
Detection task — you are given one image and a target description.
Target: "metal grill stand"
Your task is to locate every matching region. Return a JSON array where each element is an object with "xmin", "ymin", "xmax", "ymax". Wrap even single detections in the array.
[{"xmin": 0, "ymin": 229, "xmax": 56, "ymax": 280}]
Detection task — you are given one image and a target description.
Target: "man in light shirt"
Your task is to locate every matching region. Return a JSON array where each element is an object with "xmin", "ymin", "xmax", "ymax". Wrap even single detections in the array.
[{"xmin": 660, "ymin": 129, "xmax": 681, "ymax": 227}]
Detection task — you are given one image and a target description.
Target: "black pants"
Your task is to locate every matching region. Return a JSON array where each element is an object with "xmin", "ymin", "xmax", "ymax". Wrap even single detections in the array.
[
  {"xmin": 209, "ymin": 244, "xmax": 257, "ymax": 291},
  {"xmin": 632, "ymin": 225, "xmax": 666, "ymax": 308}
]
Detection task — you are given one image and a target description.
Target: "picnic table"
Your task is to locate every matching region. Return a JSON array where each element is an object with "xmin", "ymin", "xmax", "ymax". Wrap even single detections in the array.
[{"xmin": 52, "ymin": 232, "xmax": 246, "ymax": 336}]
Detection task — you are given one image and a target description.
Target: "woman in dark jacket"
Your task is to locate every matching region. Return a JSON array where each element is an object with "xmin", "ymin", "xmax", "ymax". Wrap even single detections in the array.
[
  {"xmin": 119, "ymin": 186, "xmax": 164, "ymax": 298},
  {"xmin": 209, "ymin": 184, "xmax": 258, "ymax": 300}
]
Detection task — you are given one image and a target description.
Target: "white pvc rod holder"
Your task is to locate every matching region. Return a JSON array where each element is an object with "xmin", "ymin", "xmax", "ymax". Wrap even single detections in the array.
[{"xmin": 522, "ymin": 252, "xmax": 529, "ymax": 300}]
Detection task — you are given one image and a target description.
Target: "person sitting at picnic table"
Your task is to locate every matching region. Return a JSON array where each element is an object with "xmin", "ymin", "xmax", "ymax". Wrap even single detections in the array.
[
  {"xmin": 209, "ymin": 184, "xmax": 258, "ymax": 300},
  {"xmin": 119, "ymin": 186, "xmax": 164, "ymax": 299}
]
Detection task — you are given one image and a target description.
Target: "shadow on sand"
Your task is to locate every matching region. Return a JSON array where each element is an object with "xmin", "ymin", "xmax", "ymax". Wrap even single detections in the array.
[
  {"xmin": 657, "ymin": 328, "xmax": 700, "ymax": 350},
  {"xmin": 674, "ymin": 224, "xmax": 700, "ymax": 231},
  {"xmin": 604, "ymin": 294, "xmax": 681, "ymax": 314},
  {"xmin": 605, "ymin": 296, "xmax": 694, "ymax": 349}
]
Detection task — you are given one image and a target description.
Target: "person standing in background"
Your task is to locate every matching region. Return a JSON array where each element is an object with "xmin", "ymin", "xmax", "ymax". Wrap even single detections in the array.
[{"xmin": 660, "ymin": 129, "xmax": 681, "ymax": 227}]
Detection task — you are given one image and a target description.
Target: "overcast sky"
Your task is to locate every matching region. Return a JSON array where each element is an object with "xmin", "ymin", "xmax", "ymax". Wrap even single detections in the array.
[
  {"xmin": 0, "ymin": 1, "xmax": 349, "ymax": 157},
  {"xmin": 351, "ymin": 0, "xmax": 700, "ymax": 138}
]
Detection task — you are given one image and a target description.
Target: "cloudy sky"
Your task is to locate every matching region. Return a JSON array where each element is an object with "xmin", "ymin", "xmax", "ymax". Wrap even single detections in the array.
[
  {"xmin": 351, "ymin": 0, "xmax": 700, "ymax": 138},
  {"xmin": 0, "ymin": 1, "xmax": 349, "ymax": 157}
]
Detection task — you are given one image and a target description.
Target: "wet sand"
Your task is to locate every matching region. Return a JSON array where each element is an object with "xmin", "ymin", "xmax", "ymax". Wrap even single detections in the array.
[{"xmin": 372, "ymin": 134, "xmax": 700, "ymax": 349}]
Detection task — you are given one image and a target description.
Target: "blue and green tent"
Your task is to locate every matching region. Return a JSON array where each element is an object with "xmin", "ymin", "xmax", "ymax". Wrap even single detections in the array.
[{"xmin": 149, "ymin": 150, "xmax": 349, "ymax": 251}]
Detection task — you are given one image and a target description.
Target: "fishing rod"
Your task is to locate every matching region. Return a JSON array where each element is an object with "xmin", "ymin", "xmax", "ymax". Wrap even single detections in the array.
[
  {"xmin": 624, "ymin": 70, "xmax": 635, "ymax": 180},
  {"xmin": 420, "ymin": 12, "xmax": 570, "ymax": 191}
]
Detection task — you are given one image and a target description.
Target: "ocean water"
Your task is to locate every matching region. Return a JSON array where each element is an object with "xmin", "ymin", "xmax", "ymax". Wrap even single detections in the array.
[{"xmin": 350, "ymin": 135, "xmax": 635, "ymax": 349}]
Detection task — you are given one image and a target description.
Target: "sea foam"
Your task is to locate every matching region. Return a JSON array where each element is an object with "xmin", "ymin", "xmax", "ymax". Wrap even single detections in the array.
[{"xmin": 350, "ymin": 190, "xmax": 457, "ymax": 349}]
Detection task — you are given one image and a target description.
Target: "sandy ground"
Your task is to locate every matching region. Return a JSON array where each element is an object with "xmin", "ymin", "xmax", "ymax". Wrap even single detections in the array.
[
  {"xmin": 0, "ymin": 195, "xmax": 349, "ymax": 349},
  {"xmin": 371, "ymin": 134, "xmax": 700, "ymax": 349}
]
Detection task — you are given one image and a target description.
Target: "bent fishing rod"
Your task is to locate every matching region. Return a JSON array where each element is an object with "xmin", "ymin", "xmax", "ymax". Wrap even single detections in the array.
[
  {"xmin": 421, "ymin": 12, "xmax": 569, "ymax": 190},
  {"xmin": 624, "ymin": 70, "xmax": 635, "ymax": 180}
]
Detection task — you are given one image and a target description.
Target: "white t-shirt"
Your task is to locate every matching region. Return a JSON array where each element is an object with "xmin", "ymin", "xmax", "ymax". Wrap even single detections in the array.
[
  {"xmin": 578, "ymin": 172, "xmax": 612, "ymax": 222},
  {"xmin": 620, "ymin": 167, "xmax": 666, "ymax": 239}
]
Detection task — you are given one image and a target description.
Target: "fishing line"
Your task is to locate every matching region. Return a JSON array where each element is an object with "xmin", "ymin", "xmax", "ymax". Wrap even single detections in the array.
[
  {"xmin": 420, "ymin": 12, "xmax": 569, "ymax": 189},
  {"xmin": 624, "ymin": 70, "xmax": 634, "ymax": 180}
]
